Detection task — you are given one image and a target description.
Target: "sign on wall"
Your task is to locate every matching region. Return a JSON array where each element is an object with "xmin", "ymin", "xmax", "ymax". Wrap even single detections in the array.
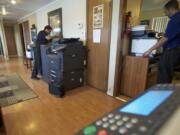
[{"xmin": 93, "ymin": 4, "xmax": 104, "ymax": 29}]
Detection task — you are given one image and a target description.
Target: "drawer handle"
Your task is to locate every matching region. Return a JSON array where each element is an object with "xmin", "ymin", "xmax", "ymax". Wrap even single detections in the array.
[
  {"xmin": 80, "ymin": 78, "xmax": 83, "ymax": 83},
  {"xmin": 50, "ymin": 70, "xmax": 56, "ymax": 74},
  {"xmin": 71, "ymin": 72, "xmax": 75, "ymax": 74},
  {"xmin": 51, "ymin": 80, "xmax": 55, "ymax": 82},
  {"xmin": 72, "ymin": 54, "xmax": 76, "ymax": 57},
  {"xmin": 84, "ymin": 60, "xmax": 86, "ymax": 65},
  {"xmin": 50, "ymin": 74, "xmax": 56, "ymax": 78},
  {"xmin": 71, "ymin": 78, "xmax": 75, "ymax": 81}
]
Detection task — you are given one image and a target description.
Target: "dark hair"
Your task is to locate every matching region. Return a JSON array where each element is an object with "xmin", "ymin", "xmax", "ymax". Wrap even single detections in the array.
[
  {"xmin": 44, "ymin": 25, "xmax": 52, "ymax": 30},
  {"xmin": 164, "ymin": 0, "xmax": 179, "ymax": 10}
]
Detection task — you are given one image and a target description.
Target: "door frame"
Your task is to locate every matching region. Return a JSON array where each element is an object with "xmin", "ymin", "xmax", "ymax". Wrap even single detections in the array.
[
  {"xmin": 113, "ymin": 0, "xmax": 127, "ymax": 96},
  {"xmin": 19, "ymin": 23, "xmax": 26, "ymax": 56}
]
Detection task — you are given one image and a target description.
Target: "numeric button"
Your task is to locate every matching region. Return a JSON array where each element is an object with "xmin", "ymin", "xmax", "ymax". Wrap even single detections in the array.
[
  {"xmin": 119, "ymin": 127, "xmax": 127, "ymax": 134},
  {"xmin": 122, "ymin": 116, "xmax": 129, "ymax": 122},
  {"xmin": 139, "ymin": 126, "xmax": 147, "ymax": 132},
  {"xmin": 131, "ymin": 118, "xmax": 139, "ymax": 124},
  {"xmin": 102, "ymin": 123, "xmax": 109, "ymax": 128},
  {"xmin": 109, "ymin": 119, "xmax": 115, "ymax": 124},
  {"xmin": 110, "ymin": 125, "xmax": 118, "ymax": 131},
  {"xmin": 102, "ymin": 117, "xmax": 108, "ymax": 122},
  {"xmin": 125, "ymin": 123, "xmax": 133, "ymax": 129},
  {"xmin": 96, "ymin": 120, "xmax": 102, "ymax": 126},
  {"xmin": 115, "ymin": 115, "xmax": 121, "ymax": 120},
  {"xmin": 108, "ymin": 114, "xmax": 114, "ymax": 118},
  {"xmin": 116, "ymin": 120, "xmax": 123, "ymax": 126}
]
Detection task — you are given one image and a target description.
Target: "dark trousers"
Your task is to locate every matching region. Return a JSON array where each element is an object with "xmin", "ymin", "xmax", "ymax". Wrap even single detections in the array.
[
  {"xmin": 31, "ymin": 46, "xmax": 42, "ymax": 77},
  {"xmin": 158, "ymin": 48, "xmax": 180, "ymax": 83}
]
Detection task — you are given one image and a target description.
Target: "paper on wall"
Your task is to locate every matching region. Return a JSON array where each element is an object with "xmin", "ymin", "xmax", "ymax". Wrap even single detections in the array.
[{"xmin": 93, "ymin": 29, "xmax": 101, "ymax": 43}]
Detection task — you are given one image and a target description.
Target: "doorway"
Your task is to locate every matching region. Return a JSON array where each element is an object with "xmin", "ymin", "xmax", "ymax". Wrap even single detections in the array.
[
  {"xmin": 4, "ymin": 23, "xmax": 17, "ymax": 57},
  {"xmin": 87, "ymin": 0, "xmax": 112, "ymax": 92},
  {"xmin": 19, "ymin": 21, "xmax": 31, "ymax": 55},
  {"xmin": 22, "ymin": 21, "xmax": 31, "ymax": 49},
  {"xmin": 114, "ymin": 0, "xmax": 143, "ymax": 97}
]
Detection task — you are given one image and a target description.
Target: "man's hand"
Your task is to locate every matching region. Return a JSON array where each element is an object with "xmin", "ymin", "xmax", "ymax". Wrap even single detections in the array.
[
  {"xmin": 143, "ymin": 49, "xmax": 152, "ymax": 57},
  {"xmin": 143, "ymin": 36, "xmax": 168, "ymax": 57}
]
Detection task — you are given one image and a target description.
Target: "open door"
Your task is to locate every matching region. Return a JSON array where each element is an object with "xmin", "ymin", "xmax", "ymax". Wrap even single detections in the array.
[{"xmin": 87, "ymin": 0, "xmax": 112, "ymax": 92}]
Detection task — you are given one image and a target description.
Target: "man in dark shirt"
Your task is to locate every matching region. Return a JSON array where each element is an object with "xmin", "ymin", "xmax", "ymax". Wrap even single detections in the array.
[
  {"xmin": 31, "ymin": 25, "xmax": 53, "ymax": 80},
  {"xmin": 144, "ymin": 0, "xmax": 180, "ymax": 83}
]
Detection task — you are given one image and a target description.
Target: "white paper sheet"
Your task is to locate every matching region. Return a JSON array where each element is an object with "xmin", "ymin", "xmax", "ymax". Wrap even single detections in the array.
[{"xmin": 93, "ymin": 29, "xmax": 101, "ymax": 43}]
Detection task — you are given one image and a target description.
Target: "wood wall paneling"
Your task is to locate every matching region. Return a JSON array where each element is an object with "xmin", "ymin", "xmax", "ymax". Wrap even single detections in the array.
[{"xmin": 120, "ymin": 56, "xmax": 149, "ymax": 97}]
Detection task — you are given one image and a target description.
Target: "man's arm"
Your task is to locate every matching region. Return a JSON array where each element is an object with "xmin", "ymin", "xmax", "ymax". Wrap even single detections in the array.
[
  {"xmin": 143, "ymin": 36, "xmax": 168, "ymax": 57},
  {"xmin": 45, "ymin": 35, "xmax": 61, "ymax": 41}
]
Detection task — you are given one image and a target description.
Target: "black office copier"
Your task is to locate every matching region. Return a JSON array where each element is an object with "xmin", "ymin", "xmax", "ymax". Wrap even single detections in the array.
[{"xmin": 41, "ymin": 39, "xmax": 86, "ymax": 97}]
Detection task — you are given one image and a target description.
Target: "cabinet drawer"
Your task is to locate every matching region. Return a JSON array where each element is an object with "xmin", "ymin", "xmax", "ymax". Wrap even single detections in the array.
[{"xmin": 63, "ymin": 70, "xmax": 84, "ymax": 90}]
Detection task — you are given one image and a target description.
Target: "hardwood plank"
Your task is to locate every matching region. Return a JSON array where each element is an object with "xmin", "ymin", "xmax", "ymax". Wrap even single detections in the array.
[{"xmin": 0, "ymin": 58, "xmax": 123, "ymax": 135}]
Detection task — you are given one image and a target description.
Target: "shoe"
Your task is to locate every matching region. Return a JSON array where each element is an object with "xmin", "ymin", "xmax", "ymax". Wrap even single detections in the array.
[{"xmin": 31, "ymin": 76, "xmax": 40, "ymax": 80}]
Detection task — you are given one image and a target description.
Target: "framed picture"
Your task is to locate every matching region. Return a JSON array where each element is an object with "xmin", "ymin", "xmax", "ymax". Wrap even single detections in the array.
[
  {"xmin": 48, "ymin": 8, "xmax": 63, "ymax": 37},
  {"xmin": 93, "ymin": 4, "xmax": 104, "ymax": 29}
]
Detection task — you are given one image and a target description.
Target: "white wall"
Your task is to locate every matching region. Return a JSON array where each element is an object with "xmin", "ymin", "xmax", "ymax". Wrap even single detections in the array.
[
  {"xmin": 0, "ymin": 20, "xmax": 8, "ymax": 59},
  {"xmin": 107, "ymin": 0, "xmax": 121, "ymax": 96},
  {"xmin": 36, "ymin": 0, "xmax": 86, "ymax": 40},
  {"xmin": 19, "ymin": 0, "xmax": 86, "ymax": 41}
]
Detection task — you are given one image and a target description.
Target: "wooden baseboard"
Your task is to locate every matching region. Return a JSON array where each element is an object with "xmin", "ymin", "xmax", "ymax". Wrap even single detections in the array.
[{"xmin": 116, "ymin": 95, "xmax": 132, "ymax": 102}]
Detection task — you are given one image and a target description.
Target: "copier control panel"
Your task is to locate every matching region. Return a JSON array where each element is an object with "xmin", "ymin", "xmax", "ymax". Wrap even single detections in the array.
[{"xmin": 76, "ymin": 84, "xmax": 180, "ymax": 135}]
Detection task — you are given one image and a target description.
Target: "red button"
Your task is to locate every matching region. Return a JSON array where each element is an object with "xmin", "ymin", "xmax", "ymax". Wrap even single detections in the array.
[{"xmin": 98, "ymin": 130, "xmax": 108, "ymax": 135}]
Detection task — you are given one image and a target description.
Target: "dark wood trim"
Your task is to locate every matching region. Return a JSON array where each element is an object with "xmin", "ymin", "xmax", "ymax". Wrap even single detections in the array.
[
  {"xmin": 106, "ymin": 0, "xmax": 113, "ymax": 91},
  {"xmin": 19, "ymin": 23, "xmax": 26, "ymax": 56},
  {"xmin": 113, "ymin": 0, "xmax": 127, "ymax": 96}
]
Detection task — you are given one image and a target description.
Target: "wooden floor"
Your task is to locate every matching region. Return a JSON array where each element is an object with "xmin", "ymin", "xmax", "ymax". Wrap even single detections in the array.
[{"xmin": 0, "ymin": 58, "xmax": 123, "ymax": 135}]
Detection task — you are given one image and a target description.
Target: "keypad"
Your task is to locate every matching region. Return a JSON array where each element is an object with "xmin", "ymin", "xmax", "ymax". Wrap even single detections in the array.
[{"xmin": 82, "ymin": 114, "xmax": 140, "ymax": 135}]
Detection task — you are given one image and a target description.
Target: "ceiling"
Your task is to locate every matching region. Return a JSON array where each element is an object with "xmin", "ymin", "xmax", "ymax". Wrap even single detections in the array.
[
  {"xmin": 0, "ymin": 0, "xmax": 56, "ymax": 20},
  {"xmin": 142, "ymin": 0, "xmax": 180, "ymax": 11}
]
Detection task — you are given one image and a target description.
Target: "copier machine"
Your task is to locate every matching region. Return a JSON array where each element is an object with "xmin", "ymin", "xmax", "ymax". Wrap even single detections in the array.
[
  {"xmin": 130, "ymin": 25, "xmax": 159, "ymax": 57},
  {"xmin": 41, "ymin": 39, "xmax": 86, "ymax": 92}
]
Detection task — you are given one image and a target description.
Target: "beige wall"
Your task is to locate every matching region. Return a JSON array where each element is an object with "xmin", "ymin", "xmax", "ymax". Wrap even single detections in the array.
[
  {"xmin": 127, "ymin": 0, "xmax": 142, "ymax": 26},
  {"xmin": 140, "ymin": 9, "xmax": 164, "ymax": 20},
  {"xmin": 18, "ymin": 0, "xmax": 86, "ymax": 41},
  {"xmin": 18, "ymin": 13, "xmax": 37, "ymax": 44}
]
